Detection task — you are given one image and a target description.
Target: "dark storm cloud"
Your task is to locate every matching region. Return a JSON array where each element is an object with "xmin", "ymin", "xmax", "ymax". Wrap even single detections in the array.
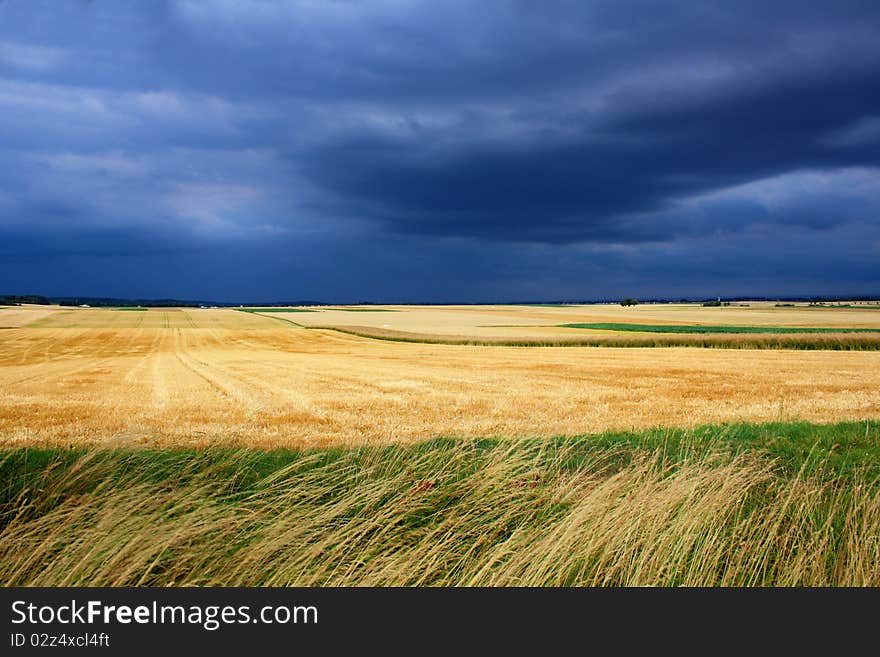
[
  {"xmin": 0, "ymin": 0, "xmax": 878, "ymax": 299},
  {"xmin": 296, "ymin": 5, "xmax": 880, "ymax": 242}
]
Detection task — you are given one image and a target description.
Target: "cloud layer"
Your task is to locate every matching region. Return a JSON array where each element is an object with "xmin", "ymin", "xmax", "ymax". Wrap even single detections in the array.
[{"xmin": 1, "ymin": 1, "xmax": 878, "ymax": 300}]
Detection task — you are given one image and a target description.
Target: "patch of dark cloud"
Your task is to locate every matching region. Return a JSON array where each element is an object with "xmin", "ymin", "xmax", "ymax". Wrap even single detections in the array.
[
  {"xmin": 4, "ymin": 220, "xmax": 878, "ymax": 302},
  {"xmin": 280, "ymin": 2, "xmax": 880, "ymax": 243},
  {"xmin": 1, "ymin": 1, "xmax": 879, "ymax": 299},
  {"xmin": 148, "ymin": 1, "xmax": 880, "ymax": 106},
  {"xmin": 0, "ymin": 211, "xmax": 191, "ymax": 258},
  {"xmin": 303, "ymin": 57, "xmax": 880, "ymax": 243}
]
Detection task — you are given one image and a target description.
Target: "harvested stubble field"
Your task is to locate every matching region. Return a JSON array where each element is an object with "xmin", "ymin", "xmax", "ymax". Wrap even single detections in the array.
[
  {"xmin": 2, "ymin": 302, "xmax": 880, "ymax": 586},
  {"xmin": 1, "ymin": 304, "xmax": 880, "ymax": 448},
  {"xmin": 263, "ymin": 301, "xmax": 880, "ymax": 349}
]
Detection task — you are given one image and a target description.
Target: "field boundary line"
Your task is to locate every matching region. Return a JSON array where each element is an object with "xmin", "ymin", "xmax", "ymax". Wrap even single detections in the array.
[{"xmin": 298, "ymin": 325, "xmax": 880, "ymax": 351}]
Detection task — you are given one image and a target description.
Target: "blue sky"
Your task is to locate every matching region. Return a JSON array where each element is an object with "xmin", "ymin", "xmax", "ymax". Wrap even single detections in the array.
[{"xmin": 1, "ymin": 1, "xmax": 878, "ymax": 302}]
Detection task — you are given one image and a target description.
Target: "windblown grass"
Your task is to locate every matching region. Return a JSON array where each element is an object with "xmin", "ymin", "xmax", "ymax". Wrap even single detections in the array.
[{"xmin": 2, "ymin": 421, "xmax": 878, "ymax": 586}]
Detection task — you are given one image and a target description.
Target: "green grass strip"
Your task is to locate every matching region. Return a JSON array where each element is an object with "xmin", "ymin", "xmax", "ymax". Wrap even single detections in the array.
[
  {"xmin": 310, "ymin": 326, "xmax": 880, "ymax": 350},
  {"xmin": 239, "ymin": 308, "xmax": 316, "ymax": 313},
  {"xmin": 2, "ymin": 420, "xmax": 878, "ymax": 499},
  {"xmin": 560, "ymin": 322, "xmax": 880, "ymax": 334},
  {"xmin": 323, "ymin": 308, "xmax": 398, "ymax": 312},
  {"xmin": 521, "ymin": 303, "xmax": 580, "ymax": 308}
]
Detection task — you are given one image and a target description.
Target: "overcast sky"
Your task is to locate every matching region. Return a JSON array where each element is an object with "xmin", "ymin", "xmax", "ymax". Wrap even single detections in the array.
[{"xmin": 1, "ymin": 1, "xmax": 878, "ymax": 302}]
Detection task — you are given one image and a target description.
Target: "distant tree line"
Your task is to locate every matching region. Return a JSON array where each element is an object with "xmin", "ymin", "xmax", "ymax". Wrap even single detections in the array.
[
  {"xmin": 0, "ymin": 294, "xmax": 205, "ymax": 307},
  {"xmin": 54, "ymin": 298, "xmax": 204, "ymax": 308},
  {"xmin": 0, "ymin": 295, "xmax": 52, "ymax": 305}
]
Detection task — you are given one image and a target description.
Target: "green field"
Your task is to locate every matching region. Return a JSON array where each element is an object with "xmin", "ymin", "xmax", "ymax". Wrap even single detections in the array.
[
  {"xmin": 323, "ymin": 308, "xmax": 397, "ymax": 312},
  {"xmin": 805, "ymin": 304, "xmax": 880, "ymax": 309},
  {"xmin": 522, "ymin": 303, "xmax": 581, "ymax": 308},
  {"xmin": 560, "ymin": 322, "xmax": 880, "ymax": 334},
  {"xmin": 310, "ymin": 325, "xmax": 880, "ymax": 350},
  {"xmin": 239, "ymin": 308, "xmax": 317, "ymax": 313},
  {"xmin": 2, "ymin": 420, "xmax": 878, "ymax": 586}
]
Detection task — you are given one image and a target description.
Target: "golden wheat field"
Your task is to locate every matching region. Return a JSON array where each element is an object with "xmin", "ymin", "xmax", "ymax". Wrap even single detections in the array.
[
  {"xmin": 285, "ymin": 301, "xmax": 880, "ymax": 337},
  {"xmin": 1, "ymin": 303, "xmax": 880, "ymax": 448}
]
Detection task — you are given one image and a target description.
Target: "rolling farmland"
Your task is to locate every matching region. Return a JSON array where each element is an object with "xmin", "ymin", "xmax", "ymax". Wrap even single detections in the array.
[
  {"xmin": 1, "ymin": 303, "xmax": 879, "ymax": 448},
  {"xmin": 4, "ymin": 0, "xmax": 880, "ymax": 597},
  {"xmin": 3, "ymin": 302, "xmax": 880, "ymax": 586}
]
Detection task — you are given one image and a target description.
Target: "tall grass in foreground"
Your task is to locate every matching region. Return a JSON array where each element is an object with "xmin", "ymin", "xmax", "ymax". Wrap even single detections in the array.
[{"xmin": 1, "ymin": 425, "xmax": 879, "ymax": 586}]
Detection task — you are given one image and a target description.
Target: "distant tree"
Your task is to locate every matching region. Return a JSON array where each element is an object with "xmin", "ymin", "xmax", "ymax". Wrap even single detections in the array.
[{"xmin": 620, "ymin": 298, "xmax": 639, "ymax": 307}]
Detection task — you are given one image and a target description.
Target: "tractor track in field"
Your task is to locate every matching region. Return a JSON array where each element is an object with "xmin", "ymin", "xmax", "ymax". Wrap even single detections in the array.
[{"xmin": 171, "ymin": 329, "xmax": 270, "ymax": 413}]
